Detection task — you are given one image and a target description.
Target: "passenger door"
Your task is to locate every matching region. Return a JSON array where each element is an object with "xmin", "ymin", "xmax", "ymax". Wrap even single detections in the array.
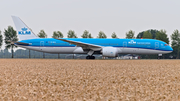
[
  {"xmin": 40, "ymin": 41, "xmax": 44, "ymax": 47},
  {"xmin": 123, "ymin": 42, "xmax": 127, "ymax": 48},
  {"xmin": 155, "ymin": 42, "xmax": 159, "ymax": 49},
  {"xmin": 40, "ymin": 41, "xmax": 44, "ymax": 50}
]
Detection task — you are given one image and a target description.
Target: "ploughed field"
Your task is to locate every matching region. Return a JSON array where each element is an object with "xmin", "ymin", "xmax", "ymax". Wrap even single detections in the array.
[{"xmin": 0, "ymin": 59, "xmax": 180, "ymax": 100}]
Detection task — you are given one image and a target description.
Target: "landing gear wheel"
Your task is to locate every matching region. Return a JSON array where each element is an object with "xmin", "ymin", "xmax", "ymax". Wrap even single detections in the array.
[
  {"xmin": 92, "ymin": 56, "xmax": 95, "ymax": 59},
  {"xmin": 86, "ymin": 56, "xmax": 95, "ymax": 59},
  {"xmin": 86, "ymin": 56, "xmax": 90, "ymax": 59}
]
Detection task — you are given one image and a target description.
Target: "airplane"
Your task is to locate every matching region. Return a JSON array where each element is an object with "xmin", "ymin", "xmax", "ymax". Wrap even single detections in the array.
[{"xmin": 11, "ymin": 16, "xmax": 173, "ymax": 59}]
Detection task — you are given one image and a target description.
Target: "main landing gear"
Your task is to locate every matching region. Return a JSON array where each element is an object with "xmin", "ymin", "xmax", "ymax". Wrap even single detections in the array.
[
  {"xmin": 86, "ymin": 50, "xmax": 95, "ymax": 59},
  {"xmin": 86, "ymin": 55, "xmax": 95, "ymax": 59}
]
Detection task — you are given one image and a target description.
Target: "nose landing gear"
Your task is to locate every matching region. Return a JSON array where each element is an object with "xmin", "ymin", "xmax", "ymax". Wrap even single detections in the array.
[
  {"xmin": 86, "ymin": 55, "xmax": 95, "ymax": 59},
  {"xmin": 158, "ymin": 54, "xmax": 162, "ymax": 59}
]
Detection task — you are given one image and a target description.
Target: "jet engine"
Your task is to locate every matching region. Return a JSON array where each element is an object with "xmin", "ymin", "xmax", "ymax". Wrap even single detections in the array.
[{"xmin": 102, "ymin": 47, "xmax": 118, "ymax": 57}]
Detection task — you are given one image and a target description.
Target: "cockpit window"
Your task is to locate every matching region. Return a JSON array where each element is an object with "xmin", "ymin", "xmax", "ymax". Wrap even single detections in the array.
[{"xmin": 165, "ymin": 44, "xmax": 168, "ymax": 46}]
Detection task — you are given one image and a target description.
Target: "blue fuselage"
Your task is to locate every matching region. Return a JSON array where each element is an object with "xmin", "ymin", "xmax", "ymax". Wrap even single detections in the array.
[{"xmin": 15, "ymin": 38, "xmax": 173, "ymax": 55}]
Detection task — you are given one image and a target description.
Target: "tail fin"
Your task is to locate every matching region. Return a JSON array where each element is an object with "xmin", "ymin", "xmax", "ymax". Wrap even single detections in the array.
[{"xmin": 11, "ymin": 16, "xmax": 38, "ymax": 41}]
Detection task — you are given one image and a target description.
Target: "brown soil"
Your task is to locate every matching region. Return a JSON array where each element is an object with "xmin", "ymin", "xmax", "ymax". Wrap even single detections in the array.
[{"xmin": 0, "ymin": 59, "xmax": 179, "ymax": 100}]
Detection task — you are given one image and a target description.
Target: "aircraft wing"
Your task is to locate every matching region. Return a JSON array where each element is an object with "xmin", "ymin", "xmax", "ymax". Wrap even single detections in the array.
[{"xmin": 55, "ymin": 38, "xmax": 102, "ymax": 51}]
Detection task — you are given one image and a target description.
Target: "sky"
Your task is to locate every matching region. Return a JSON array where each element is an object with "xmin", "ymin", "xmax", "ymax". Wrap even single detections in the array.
[{"xmin": 0, "ymin": 0, "xmax": 180, "ymax": 45}]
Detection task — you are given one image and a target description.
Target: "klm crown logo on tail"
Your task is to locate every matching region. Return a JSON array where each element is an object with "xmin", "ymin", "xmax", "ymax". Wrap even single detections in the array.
[{"xmin": 18, "ymin": 27, "xmax": 31, "ymax": 35}]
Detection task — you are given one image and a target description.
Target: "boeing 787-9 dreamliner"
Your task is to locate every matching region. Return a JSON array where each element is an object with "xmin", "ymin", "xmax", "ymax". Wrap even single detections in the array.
[{"xmin": 11, "ymin": 16, "xmax": 173, "ymax": 59}]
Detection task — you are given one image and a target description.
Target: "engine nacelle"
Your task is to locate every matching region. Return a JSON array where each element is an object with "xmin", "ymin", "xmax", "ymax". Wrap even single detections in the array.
[{"xmin": 102, "ymin": 47, "xmax": 118, "ymax": 57}]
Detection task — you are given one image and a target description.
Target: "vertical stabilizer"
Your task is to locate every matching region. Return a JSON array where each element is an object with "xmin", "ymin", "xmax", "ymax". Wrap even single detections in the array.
[{"xmin": 11, "ymin": 16, "xmax": 38, "ymax": 41}]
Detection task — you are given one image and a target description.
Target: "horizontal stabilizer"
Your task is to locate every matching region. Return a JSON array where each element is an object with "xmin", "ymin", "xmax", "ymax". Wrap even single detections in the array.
[{"xmin": 14, "ymin": 41, "xmax": 29, "ymax": 45}]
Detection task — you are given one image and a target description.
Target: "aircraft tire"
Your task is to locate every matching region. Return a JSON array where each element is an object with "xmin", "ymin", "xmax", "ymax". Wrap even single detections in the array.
[
  {"xmin": 86, "ymin": 56, "xmax": 95, "ymax": 59},
  {"xmin": 86, "ymin": 56, "xmax": 90, "ymax": 59},
  {"xmin": 92, "ymin": 56, "xmax": 95, "ymax": 59}
]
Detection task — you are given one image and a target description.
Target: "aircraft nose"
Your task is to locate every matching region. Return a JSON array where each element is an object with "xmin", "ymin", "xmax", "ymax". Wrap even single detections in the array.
[
  {"xmin": 169, "ymin": 46, "xmax": 173, "ymax": 52},
  {"xmin": 164, "ymin": 46, "xmax": 173, "ymax": 54}
]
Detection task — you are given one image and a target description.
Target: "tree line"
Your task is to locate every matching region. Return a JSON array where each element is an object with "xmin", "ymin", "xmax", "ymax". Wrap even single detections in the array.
[{"xmin": 0, "ymin": 26, "xmax": 180, "ymax": 59}]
